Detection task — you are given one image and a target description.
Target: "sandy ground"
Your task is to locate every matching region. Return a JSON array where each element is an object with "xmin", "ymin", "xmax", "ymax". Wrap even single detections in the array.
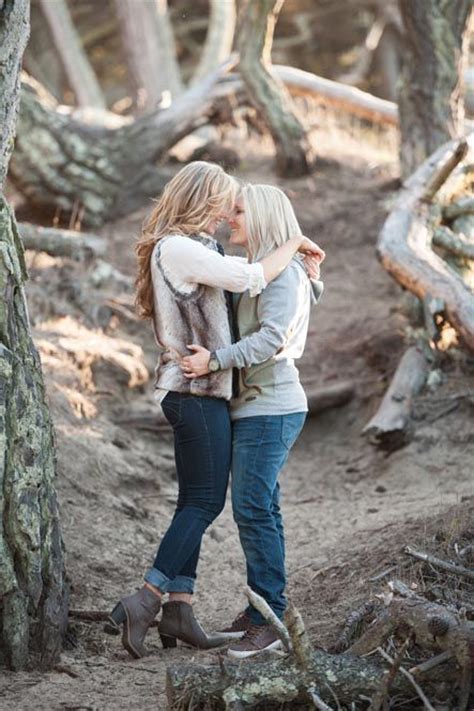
[{"xmin": 1, "ymin": 125, "xmax": 473, "ymax": 710}]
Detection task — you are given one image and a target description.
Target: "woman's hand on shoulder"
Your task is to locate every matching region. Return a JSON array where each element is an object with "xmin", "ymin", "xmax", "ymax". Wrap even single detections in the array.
[
  {"xmin": 297, "ymin": 236, "xmax": 325, "ymax": 263},
  {"xmin": 181, "ymin": 345, "xmax": 211, "ymax": 378}
]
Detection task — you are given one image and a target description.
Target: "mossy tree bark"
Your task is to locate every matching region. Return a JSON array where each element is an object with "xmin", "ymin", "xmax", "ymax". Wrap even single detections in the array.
[
  {"xmin": 9, "ymin": 66, "xmax": 229, "ymax": 228},
  {"xmin": 238, "ymin": 0, "xmax": 314, "ymax": 177},
  {"xmin": 398, "ymin": 0, "xmax": 472, "ymax": 178},
  {"xmin": 0, "ymin": 0, "xmax": 68, "ymax": 671}
]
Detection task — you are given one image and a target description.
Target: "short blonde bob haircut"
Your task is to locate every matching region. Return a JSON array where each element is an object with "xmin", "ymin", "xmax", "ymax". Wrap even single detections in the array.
[
  {"xmin": 242, "ymin": 184, "xmax": 302, "ymax": 262},
  {"xmin": 135, "ymin": 161, "xmax": 238, "ymax": 319}
]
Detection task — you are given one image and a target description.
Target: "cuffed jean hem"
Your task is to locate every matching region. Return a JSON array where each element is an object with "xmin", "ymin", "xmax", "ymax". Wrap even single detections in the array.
[
  {"xmin": 246, "ymin": 604, "xmax": 285, "ymax": 626},
  {"xmin": 144, "ymin": 567, "xmax": 195, "ymax": 594}
]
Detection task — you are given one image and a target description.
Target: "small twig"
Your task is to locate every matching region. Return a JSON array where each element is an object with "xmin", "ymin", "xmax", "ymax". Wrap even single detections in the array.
[
  {"xmin": 246, "ymin": 586, "xmax": 291, "ymax": 651},
  {"xmin": 408, "ymin": 650, "xmax": 453, "ymax": 676},
  {"xmin": 404, "ymin": 546, "xmax": 474, "ymax": 581},
  {"xmin": 377, "ymin": 647, "xmax": 436, "ymax": 711},
  {"xmin": 284, "ymin": 603, "xmax": 313, "ymax": 667},
  {"xmin": 69, "ymin": 609, "xmax": 109, "ymax": 621},
  {"xmin": 308, "ymin": 688, "xmax": 334, "ymax": 711},
  {"xmin": 369, "ymin": 637, "xmax": 411, "ymax": 711},
  {"xmin": 368, "ymin": 559, "xmax": 412, "ymax": 583},
  {"xmin": 53, "ymin": 664, "xmax": 81, "ymax": 679}
]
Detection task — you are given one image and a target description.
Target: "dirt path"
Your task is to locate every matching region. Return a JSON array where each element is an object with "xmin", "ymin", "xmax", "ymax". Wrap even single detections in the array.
[{"xmin": 1, "ymin": 134, "xmax": 472, "ymax": 710}]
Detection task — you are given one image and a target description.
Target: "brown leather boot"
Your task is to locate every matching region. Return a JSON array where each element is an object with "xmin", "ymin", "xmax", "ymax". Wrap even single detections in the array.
[
  {"xmin": 158, "ymin": 601, "xmax": 233, "ymax": 650},
  {"xmin": 104, "ymin": 587, "xmax": 162, "ymax": 659}
]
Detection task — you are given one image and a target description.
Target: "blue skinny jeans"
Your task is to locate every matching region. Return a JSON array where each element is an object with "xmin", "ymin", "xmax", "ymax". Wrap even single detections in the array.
[{"xmin": 144, "ymin": 392, "xmax": 231, "ymax": 594}]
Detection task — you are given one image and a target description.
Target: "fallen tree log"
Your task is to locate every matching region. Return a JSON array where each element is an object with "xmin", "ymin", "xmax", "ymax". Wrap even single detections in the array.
[
  {"xmin": 306, "ymin": 381, "xmax": 355, "ymax": 415},
  {"xmin": 376, "ymin": 133, "xmax": 474, "ymax": 351},
  {"xmin": 18, "ymin": 222, "xmax": 106, "ymax": 259},
  {"xmin": 273, "ymin": 65, "xmax": 398, "ymax": 126},
  {"xmin": 363, "ymin": 346, "xmax": 430, "ymax": 449},
  {"xmin": 9, "ymin": 64, "xmax": 234, "ymax": 227},
  {"xmin": 166, "ymin": 649, "xmax": 411, "ymax": 709}
]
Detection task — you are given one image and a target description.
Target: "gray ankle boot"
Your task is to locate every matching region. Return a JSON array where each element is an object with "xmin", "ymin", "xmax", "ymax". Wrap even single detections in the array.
[
  {"xmin": 158, "ymin": 601, "xmax": 233, "ymax": 650},
  {"xmin": 104, "ymin": 587, "xmax": 162, "ymax": 658}
]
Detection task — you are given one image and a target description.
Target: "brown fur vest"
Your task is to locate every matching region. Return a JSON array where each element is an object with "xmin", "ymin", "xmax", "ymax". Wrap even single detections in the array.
[{"xmin": 151, "ymin": 234, "xmax": 233, "ymax": 400}]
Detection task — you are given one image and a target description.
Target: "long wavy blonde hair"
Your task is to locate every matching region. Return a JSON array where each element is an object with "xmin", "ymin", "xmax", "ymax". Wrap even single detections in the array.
[
  {"xmin": 242, "ymin": 184, "xmax": 302, "ymax": 262},
  {"xmin": 135, "ymin": 161, "xmax": 238, "ymax": 319}
]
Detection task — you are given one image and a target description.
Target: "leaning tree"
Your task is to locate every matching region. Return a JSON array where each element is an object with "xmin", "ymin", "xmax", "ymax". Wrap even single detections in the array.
[
  {"xmin": 398, "ymin": 0, "xmax": 472, "ymax": 177},
  {"xmin": 0, "ymin": 0, "xmax": 68, "ymax": 671},
  {"xmin": 238, "ymin": 0, "xmax": 314, "ymax": 177}
]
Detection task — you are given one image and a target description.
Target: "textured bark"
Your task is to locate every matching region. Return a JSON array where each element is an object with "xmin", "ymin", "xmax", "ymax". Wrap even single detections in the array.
[
  {"xmin": 1, "ymin": 0, "xmax": 68, "ymax": 672},
  {"xmin": 238, "ymin": 0, "xmax": 314, "ymax": 177},
  {"xmin": 192, "ymin": 0, "xmax": 236, "ymax": 83},
  {"xmin": 18, "ymin": 222, "xmax": 106, "ymax": 260},
  {"xmin": 377, "ymin": 133, "xmax": 474, "ymax": 350},
  {"xmin": 398, "ymin": 0, "xmax": 472, "ymax": 177},
  {"xmin": 114, "ymin": 0, "xmax": 183, "ymax": 112},
  {"xmin": 166, "ymin": 650, "xmax": 411, "ymax": 709},
  {"xmin": 9, "ymin": 66, "xmax": 230, "ymax": 227},
  {"xmin": 38, "ymin": 0, "xmax": 105, "ymax": 109},
  {"xmin": 363, "ymin": 346, "xmax": 430, "ymax": 449}
]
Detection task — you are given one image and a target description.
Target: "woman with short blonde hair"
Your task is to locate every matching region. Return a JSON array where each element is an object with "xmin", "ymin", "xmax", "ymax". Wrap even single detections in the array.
[
  {"xmin": 104, "ymin": 163, "xmax": 324, "ymax": 658},
  {"xmin": 182, "ymin": 183, "xmax": 324, "ymax": 658}
]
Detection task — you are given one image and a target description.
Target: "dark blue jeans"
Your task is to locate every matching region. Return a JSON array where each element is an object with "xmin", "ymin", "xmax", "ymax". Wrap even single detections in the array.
[
  {"xmin": 144, "ymin": 392, "xmax": 231, "ymax": 593},
  {"xmin": 231, "ymin": 413, "xmax": 306, "ymax": 624}
]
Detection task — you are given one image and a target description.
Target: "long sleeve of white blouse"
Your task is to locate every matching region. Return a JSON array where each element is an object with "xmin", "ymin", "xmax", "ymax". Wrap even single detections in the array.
[{"xmin": 159, "ymin": 235, "xmax": 266, "ymax": 296}]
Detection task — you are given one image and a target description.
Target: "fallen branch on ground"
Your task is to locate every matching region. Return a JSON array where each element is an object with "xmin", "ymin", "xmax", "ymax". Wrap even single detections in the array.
[
  {"xmin": 404, "ymin": 546, "xmax": 474, "ymax": 582},
  {"xmin": 306, "ymin": 381, "xmax": 355, "ymax": 416},
  {"xmin": 362, "ymin": 345, "xmax": 430, "ymax": 449},
  {"xmin": 18, "ymin": 222, "xmax": 106, "ymax": 260}
]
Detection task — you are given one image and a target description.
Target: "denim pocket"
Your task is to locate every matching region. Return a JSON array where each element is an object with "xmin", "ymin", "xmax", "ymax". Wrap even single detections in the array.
[
  {"xmin": 280, "ymin": 413, "xmax": 306, "ymax": 449},
  {"xmin": 161, "ymin": 392, "xmax": 181, "ymax": 426}
]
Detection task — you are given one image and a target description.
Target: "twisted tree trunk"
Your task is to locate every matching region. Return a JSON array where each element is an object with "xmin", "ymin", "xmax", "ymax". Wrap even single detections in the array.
[
  {"xmin": 39, "ymin": 0, "xmax": 106, "ymax": 109},
  {"xmin": 9, "ymin": 65, "xmax": 230, "ymax": 227},
  {"xmin": 238, "ymin": 0, "xmax": 314, "ymax": 177},
  {"xmin": 398, "ymin": 0, "xmax": 472, "ymax": 177},
  {"xmin": 0, "ymin": 0, "xmax": 68, "ymax": 671},
  {"xmin": 114, "ymin": 0, "xmax": 184, "ymax": 113}
]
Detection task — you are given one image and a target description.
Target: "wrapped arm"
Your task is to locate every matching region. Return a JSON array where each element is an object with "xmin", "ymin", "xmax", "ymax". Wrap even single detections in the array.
[
  {"xmin": 160, "ymin": 236, "xmax": 266, "ymax": 296},
  {"xmin": 215, "ymin": 268, "xmax": 301, "ymax": 370}
]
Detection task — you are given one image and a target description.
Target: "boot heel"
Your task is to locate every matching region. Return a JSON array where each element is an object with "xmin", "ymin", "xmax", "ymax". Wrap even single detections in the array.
[
  {"xmin": 160, "ymin": 633, "xmax": 177, "ymax": 649},
  {"xmin": 104, "ymin": 602, "xmax": 126, "ymax": 635}
]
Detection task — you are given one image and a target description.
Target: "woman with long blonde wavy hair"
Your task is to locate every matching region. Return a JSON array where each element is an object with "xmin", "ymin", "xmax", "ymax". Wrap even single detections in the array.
[{"xmin": 104, "ymin": 161, "xmax": 324, "ymax": 659}]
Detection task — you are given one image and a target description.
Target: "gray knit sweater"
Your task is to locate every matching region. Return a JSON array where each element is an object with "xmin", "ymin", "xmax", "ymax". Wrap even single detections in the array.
[{"xmin": 216, "ymin": 257, "xmax": 324, "ymax": 420}]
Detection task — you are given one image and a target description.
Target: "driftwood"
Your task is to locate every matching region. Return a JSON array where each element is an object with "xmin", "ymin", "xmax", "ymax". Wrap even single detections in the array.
[
  {"xmin": 443, "ymin": 197, "xmax": 474, "ymax": 220},
  {"xmin": 306, "ymin": 381, "xmax": 355, "ymax": 415},
  {"xmin": 432, "ymin": 225, "xmax": 474, "ymax": 261},
  {"xmin": 272, "ymin": 65, "xmax": 398, "ymax": 126},
  {"xmin": 18, "ymin": 222, "xmax": 105, "ymax": 260},
  {"xmin": 362, "ymin": 346, "xmax": 430, "ymax": 449},
  {"xmin": 376, "ymin": 133, "xmax": 474, "ymax": 351},
  {"xmin": 348, "ymin": 583, "xmax": 473, "ymax": 686},
  {"xmin": 166, "ymin": 649, "xmax": 411, "ymax": 709}
]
